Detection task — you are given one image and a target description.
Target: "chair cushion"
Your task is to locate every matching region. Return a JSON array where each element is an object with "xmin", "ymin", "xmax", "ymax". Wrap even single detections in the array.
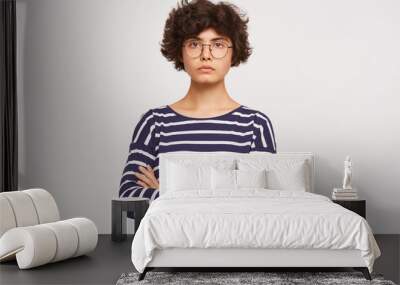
[
  {"xmin": 24, "ymin": 188, "xmax": 60, "ymax": 223},
  {"xmin": 0, "ymin": 196, "xmax": 17, "ymax": 237},
  {"xmin": 0, "ymin": 191, "xmax": 40, "ymax": 228},
  {"xmin": 0, "ymin": 188, "xmax": 60, "ymax": 238},
  {"xmin": 0, "ymin": 217, "xmax": 98, "ymax": 269}
]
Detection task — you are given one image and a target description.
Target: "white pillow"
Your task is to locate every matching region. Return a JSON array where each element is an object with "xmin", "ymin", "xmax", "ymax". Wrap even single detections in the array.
[
  {"xmin": 237, "ymin": 158, "xmax": 309, "ymax": 191},
  {"xmin": 167, "ymin": 162, "xmax": 211, "ymax": 191},
  {"xmin": 165, "ymin": 159, "xmax": 235, "ymax": 193},
  {"xmin": 236, "ymin": 169, "xmax": 268, "ymax": 188},
  {"xmin": 211, "ymin": 168, "xmax": 236, "ymax": 190},
  {"xmin": 211, "ymin": 168, "xmax": 268, "ymax": 190},
  {"xmin": 266, "ymin": 162, "xmax": 307, "ymax": 191}
]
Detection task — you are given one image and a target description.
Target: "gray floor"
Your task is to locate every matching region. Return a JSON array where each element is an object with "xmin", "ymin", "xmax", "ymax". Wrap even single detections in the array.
[{"xmin": 0, "ymin": 234, "xmax": 399, "ymax": 285}]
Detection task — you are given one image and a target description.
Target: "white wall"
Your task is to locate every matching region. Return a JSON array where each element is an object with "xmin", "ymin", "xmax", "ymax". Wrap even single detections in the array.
[{"xmin": 16, "ymin": 0, "xmax": 400, "ymax": 234}]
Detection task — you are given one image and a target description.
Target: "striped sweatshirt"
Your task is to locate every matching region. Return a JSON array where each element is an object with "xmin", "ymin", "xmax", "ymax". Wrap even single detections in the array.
[{"xmin": 118, "ymin": 104, "xmax": 277, "ymax": 204}]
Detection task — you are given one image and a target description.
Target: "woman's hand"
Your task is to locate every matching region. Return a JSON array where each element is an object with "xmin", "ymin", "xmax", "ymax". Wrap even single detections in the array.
[{"xmin": 133, "ymin": 164, "xmax": 159, "ymax": 190}]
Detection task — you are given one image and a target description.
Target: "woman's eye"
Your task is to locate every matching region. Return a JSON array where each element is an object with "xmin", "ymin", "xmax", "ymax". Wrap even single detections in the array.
[
  {"xmin": 214, "ymin": 42, "xmax": 225, "ymax": 48},
  {"xmin": 189, "ymin": 41, "xmax": 199, "ymax": 48}
]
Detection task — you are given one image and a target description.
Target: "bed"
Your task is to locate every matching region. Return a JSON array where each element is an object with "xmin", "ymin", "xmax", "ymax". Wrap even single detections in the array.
[{"xmin": 130, "ymin": 152, "xmax": 381, "ymax": 281}]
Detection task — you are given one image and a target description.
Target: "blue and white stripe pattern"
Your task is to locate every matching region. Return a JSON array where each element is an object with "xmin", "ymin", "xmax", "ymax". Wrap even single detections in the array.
[{"xmin": 119, "ymin": 104, "xmax": 277, "ymax": 202}]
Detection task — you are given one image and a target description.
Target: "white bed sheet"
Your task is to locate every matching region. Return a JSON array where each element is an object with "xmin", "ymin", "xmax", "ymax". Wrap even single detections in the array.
[{"xmin": 131, "ymin": 189, "xmax": 381, "ymax": 273}]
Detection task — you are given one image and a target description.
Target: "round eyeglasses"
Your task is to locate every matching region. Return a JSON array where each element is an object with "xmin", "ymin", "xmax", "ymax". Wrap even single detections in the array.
[{"xmin": 182, "ymin": 40, "xmax": 233, "ymax": 59}]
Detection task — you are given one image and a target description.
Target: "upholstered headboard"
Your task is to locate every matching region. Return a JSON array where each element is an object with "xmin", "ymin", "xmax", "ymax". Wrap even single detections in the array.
[{"xmin": 159, "ymin": 151, "xmax": 315, "ymax": 194}]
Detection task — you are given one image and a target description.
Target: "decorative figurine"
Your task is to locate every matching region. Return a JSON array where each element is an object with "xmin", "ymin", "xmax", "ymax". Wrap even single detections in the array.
[{"xmin": 342, "ymin": 155, "xmax": 353, "ymax": 190}]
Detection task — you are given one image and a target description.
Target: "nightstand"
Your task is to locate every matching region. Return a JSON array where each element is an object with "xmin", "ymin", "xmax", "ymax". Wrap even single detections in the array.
[
  {"xmin": 111, "ymin": 197, "xmax": 149, "ymax": 242},
  {"xmin": 332, "ymin": 199, "xmax": 366, "ymax": 219}
]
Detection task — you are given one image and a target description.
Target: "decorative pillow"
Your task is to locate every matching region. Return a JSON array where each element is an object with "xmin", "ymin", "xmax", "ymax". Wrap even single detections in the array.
[
  {"xmin": 211, "ymin": 168, "xmax": 268, "ymax": 190},
  {"xmin": 211, "ymin": 168, "xmax": 236, "ymax": 190},
  {"xmin": 236, "ymin": 169, "xmax": 268, "ymax": 188},
  {"xmin": 167, "ymin": 162, "xmax": 211, "ymax": 191},
  {"xmin": 237, "ymin": 158, "xmax": 309, "ymax": 191},
  {"xmin": 266, "ymin": 162, "xmax": 307, "ymax": 191},
  {"xmin": 167, "ymin": 158, "xmax": 235, "ymax": 170}
]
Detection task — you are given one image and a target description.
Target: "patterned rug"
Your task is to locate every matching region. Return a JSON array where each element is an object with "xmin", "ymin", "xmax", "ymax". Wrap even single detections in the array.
[{"xmin": 116, "ymin": 271, "xmax": 397, "ymax": 285}]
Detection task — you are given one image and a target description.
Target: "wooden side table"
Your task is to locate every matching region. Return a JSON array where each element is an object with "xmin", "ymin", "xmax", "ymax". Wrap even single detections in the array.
[
  {"xmin": 111, "ymin": 197, "xmax": 149, "ymax": 242},
  {"xmin": 332, "ymin": 199, "xmax": 366, "ymax": 219}
]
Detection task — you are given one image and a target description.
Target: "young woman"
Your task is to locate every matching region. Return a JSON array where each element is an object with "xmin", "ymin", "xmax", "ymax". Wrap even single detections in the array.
[{"xmin": 119, "ymin": 0, "xmax": 277, "ymax": 209}]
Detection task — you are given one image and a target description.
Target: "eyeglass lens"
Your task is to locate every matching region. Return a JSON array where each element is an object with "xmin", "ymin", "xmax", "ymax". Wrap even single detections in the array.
[{"xmin": 185, "ymin": 40, "xmax": 229, "ymax": 58}]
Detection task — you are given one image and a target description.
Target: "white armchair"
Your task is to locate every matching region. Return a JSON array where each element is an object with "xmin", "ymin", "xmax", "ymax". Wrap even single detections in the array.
[{"xmin": 0, "ymin": 188, "xmax": 98, "ymax": 269}]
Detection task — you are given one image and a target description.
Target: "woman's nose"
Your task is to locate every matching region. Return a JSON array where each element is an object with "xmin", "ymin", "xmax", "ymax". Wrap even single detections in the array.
[{"xmin": 200, "ymin": 46, "xmax": 212, "ymax": 60}]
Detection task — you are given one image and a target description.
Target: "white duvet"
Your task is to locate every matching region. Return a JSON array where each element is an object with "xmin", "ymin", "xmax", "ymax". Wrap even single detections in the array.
[{"xmin": 131, "ymin": 189, "xmax": 381, "ymax": 273}]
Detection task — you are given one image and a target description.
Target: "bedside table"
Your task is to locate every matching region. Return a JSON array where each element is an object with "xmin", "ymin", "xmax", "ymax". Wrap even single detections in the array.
[
  {"xmin": 332, "ymin": 199, "xmax": 366, "ymax": 219},
  {"xmin": 111, "ymin": 197, "xmax": 149, "ymax": 242}
]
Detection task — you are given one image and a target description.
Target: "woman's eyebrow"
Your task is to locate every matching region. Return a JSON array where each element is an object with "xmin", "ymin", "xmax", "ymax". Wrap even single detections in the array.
[{"xmin": 191, "ymin": 36, "xmax": 229, "ymax": 41}]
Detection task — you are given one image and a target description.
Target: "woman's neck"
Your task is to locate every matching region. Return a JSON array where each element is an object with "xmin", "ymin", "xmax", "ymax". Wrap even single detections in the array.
[{"xmin": 180, "ymin": 79, "xmax": 238, "ymax": 111}]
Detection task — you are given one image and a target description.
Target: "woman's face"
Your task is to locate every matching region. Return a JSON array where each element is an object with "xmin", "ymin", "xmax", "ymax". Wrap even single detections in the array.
[{"xmin": 181, "ymin": 28, "xmax": 233, "ymax": 84}]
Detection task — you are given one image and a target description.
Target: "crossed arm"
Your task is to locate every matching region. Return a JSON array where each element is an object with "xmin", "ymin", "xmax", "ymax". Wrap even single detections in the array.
[{"xmin": 133, "ymin": 164, "xmax": 159, "ymax": 189}]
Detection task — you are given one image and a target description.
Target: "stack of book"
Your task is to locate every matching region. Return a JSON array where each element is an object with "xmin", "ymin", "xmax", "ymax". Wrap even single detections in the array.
[{"xmin": 332, "ymin": 188, "xmax": 358, "ymax": 200}]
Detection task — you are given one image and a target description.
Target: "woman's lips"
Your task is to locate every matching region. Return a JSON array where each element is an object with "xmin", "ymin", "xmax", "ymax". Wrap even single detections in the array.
[{"xmin": 198, "ymin": 68, "xmax": 214, "ymax": 73}]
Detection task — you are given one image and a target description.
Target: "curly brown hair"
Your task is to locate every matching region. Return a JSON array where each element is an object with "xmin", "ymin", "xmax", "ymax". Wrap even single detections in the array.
[{"xmin": 160, "ymin": 0, "xmax": 253, "ymax": 71}]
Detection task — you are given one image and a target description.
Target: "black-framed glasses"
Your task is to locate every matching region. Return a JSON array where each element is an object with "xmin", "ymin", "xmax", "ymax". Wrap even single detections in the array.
[{"xmin": 182, "ymin": 40, "xmax": 233, "ymax": 59}]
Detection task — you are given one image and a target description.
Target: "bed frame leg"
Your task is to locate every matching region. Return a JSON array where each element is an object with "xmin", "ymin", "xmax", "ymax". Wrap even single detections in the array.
[
  {"xmin": 354, "ymin": 267, "xmax": 371, "ymax": 280},
  {"xmin": 138, "ymin": 267, "xmax": 148, "ymax": 281}
]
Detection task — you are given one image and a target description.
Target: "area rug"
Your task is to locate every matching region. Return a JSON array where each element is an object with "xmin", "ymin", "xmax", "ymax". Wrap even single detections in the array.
[{"xmin": 116, "ymin": 271, "xmax": 397, "ymax": 285}]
